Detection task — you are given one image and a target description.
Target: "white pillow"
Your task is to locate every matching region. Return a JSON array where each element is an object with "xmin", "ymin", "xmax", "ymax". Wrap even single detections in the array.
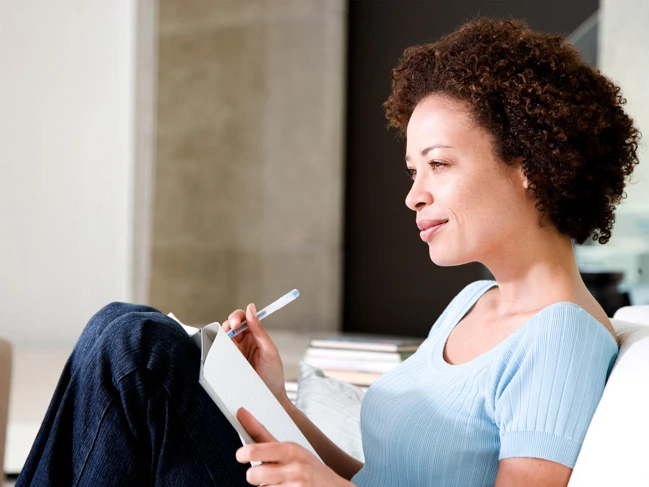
[{"xmin": 296, "ymin": 362, "xmax": 365, "ymax": 462}]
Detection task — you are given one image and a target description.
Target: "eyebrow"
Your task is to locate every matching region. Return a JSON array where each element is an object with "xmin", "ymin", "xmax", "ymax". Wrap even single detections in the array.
[{"xmin": 404, "ymin": 144, "xmax": 455, "ymax": 162}]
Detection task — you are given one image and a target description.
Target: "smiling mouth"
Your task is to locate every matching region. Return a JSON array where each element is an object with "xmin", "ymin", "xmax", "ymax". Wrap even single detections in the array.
[{"xmin": 419, "ymin": 221, "xmax": 447, "ymax": 241}]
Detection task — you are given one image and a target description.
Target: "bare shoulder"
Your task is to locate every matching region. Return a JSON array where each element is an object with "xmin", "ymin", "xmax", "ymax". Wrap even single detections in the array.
[{"xmin": 576, "ymin": 297, "xmax": 618, "ymax": 344}]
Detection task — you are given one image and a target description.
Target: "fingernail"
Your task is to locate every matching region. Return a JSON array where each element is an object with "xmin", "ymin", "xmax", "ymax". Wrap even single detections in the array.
[{"xmin": 251, "ymin": 303, "xmax": 256, "ymax": 315}]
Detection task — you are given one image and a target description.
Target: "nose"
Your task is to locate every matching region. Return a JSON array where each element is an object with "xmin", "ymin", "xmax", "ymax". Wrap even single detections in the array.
[{"xmin": 405, "ymin": 173, "xmax": 433, "ymax": 211}]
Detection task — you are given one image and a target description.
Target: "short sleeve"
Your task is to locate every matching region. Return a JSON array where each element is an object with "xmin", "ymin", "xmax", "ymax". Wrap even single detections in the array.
[{"xmin": 492, "ymin": 304, "xmax": 618, "ymax": 468}]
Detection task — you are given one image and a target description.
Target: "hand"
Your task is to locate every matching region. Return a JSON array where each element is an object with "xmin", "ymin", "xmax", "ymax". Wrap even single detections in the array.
[
  {"xmin": 222, "ymin": 304, "xmax": 288, "ymax": 404},
  {"xmin": 236, "ymin": 408, "xmax": 352, "ymax": 487}
]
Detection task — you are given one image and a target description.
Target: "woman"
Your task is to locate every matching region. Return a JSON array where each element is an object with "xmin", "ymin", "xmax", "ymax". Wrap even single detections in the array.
[{"xmin": 18, "ymin": 18, "xmax": 639, "ymax": 487}]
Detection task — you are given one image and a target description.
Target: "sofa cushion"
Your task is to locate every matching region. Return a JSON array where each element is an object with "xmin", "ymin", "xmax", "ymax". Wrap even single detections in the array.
[{"xmin": 296, "ymin": 362, "xmax": 365, "ymax": 462}]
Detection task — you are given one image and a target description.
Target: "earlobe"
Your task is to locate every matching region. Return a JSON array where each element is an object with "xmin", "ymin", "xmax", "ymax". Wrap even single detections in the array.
[{"xmin": 518, "ymin": 164, "xmax": 529, "ymax": 189}]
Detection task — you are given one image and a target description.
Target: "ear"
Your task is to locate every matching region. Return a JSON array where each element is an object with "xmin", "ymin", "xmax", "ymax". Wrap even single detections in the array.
[{"xmin": 516, "ymin": 162, "xmax": 529, "ymax": 189}]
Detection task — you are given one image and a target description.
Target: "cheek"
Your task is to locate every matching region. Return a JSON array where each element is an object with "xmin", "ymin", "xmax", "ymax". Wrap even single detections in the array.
[
  {"xmin": 442, "ymin": 180, "xmax": 491, "ymax": 227},
  {"xmin": 445, "ymin": 180, "xmax": 514, "ymax": 244},
  {"xmin": 467, "ymin": 191, "xmax": 524, "ymax": 249}
]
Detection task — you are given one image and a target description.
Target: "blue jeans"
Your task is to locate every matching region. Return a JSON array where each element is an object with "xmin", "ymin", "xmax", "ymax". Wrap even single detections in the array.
[{"xmin": 16, "ymin": 302, "xmax": 250, "ymax": 486}]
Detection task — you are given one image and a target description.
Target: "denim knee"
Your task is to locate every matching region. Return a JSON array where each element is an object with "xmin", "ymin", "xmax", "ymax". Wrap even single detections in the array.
[
  {"xmin": 70, "ymin": 302, "xmax": 164, "ymax": 373},
  {"xmin": 92, "ymin": 302, "xmax": 160, "ymax": 329},
  {"xmin": 94, "ymin": 310, "xmax": 198, "ymax": 387}
]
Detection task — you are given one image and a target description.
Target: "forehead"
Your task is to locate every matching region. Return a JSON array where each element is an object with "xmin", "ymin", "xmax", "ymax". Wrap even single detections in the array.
[{"xmin": 405, "ymin": 95, "xmax": 479, "ymax": 156}]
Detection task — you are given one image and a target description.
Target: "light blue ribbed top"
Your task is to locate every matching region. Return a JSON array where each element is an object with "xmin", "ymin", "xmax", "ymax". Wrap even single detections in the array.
[{"xmin": 351, "ymin": 280, "xmax": 618, "ymax": 487}]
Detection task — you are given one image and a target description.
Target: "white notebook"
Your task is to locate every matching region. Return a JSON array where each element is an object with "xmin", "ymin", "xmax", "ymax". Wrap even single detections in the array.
[{"xmin": 168, "ymin": 314, "xmax": 321, "ymax": 461}]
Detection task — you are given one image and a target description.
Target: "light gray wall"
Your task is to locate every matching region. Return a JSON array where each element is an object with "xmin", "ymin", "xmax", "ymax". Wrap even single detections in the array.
[
  {"xmin": 599, "ymin": 0, "xmax": 649, "ymax": 210},
  {"xmin": 150, "ymin": 0, "xmax": 347, "ymax": 331},
  {"xmin": 0, "ymin": 0, "xmax": 138, "ymax": 345}
]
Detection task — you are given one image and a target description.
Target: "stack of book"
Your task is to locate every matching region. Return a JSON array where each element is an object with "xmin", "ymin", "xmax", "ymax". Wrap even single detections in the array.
[{"xmin": 304, "ymin": 335, "xmax": 423, "ymax": 386}]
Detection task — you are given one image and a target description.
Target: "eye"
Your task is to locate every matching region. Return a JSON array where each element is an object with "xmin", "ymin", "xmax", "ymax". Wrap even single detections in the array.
[
  {"xmin": 429, "ymin": 160, "xmax": 447, "ymax": 170},
  {"xmin": 404, "ymin": 166, "xmax": 416, "ymax": 180}
]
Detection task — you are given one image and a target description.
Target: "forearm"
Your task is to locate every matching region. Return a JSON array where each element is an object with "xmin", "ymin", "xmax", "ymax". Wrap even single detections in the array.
[{"xmin": 280, "ymin": 397, "xmax": 363, "ymax": 481}]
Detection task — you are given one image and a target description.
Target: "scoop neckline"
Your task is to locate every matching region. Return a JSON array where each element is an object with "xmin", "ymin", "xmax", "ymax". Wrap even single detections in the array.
[{"xmin": 431, "ymin": 281, "xmax": 619, "ymax": 371}]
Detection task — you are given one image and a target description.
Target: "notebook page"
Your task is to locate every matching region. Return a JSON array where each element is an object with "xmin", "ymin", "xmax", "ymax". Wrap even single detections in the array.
[{"xmin": 200, "ymin": 323, "xmax": 321, "ymax": 460}]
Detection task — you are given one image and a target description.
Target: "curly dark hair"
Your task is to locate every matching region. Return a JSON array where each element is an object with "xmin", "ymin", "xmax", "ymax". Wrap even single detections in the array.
[{"xmin": 384, "ymin": 18, "xmax": 640, "ymax": 244}]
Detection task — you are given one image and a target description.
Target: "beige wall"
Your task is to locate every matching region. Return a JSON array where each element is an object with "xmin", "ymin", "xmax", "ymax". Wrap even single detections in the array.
[{"xmin": 150, "ymin": 0, "xmax": 347, "ymax": 331}]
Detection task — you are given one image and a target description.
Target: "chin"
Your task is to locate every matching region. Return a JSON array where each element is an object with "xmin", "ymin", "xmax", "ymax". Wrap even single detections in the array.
[{"xmin": 427, "ymin": 246, "xmax": 469, "ymax": 267}]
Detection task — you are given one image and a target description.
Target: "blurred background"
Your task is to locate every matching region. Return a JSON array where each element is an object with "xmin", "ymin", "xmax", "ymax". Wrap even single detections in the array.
[{"xmin": 1, "ymin": 0, "xmax": 648, "ymax": 480}]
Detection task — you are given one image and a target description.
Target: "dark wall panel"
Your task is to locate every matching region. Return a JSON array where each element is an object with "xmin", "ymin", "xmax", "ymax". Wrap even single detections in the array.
[{"xmin": 343, "ymin": 0, "xmax": 599, "ymax": 337}]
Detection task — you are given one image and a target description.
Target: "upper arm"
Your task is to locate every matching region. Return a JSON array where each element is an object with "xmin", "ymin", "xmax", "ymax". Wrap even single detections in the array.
[
  {"xmin": 493, "ymin": 305, "xmax": 618, "ymax": 469},
  {"xmin": 495, "ymin": 457, "xmax": 572, "ymax": 487}
]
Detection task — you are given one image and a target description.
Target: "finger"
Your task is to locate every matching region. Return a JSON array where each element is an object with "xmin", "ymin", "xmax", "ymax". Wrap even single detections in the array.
[
  {"xmin": 244, "ymin": 303, "xmax": 276, "ymax": 349},
  {"xmin": 245, "ymin": 463, "xmax": 290, "ymax": 486},
  {"xmin": 227, "ymin": 309, "xmax": 246, "ymax": 331},
  {"xmin": 236, "ymin": 442, "xmax": 293, "ymax": 464},
  {"xmin": 237, "ymin": 407, "xmax": 277, "ymax": 443}
]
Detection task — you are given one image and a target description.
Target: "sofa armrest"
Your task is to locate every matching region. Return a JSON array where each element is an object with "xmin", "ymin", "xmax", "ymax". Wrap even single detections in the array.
[{"xmin": 0, "ymin": 337, "xmax": 12, "ymax": 476}]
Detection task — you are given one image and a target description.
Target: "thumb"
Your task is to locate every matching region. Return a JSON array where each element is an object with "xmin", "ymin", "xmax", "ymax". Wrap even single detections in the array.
[
  {"xmin": 237, "ymin": 407, "xmax": 276, "ymax": 443},
  {"xmin": 245, "ymin": 303, "xmax": 274, "ymax": 347}
]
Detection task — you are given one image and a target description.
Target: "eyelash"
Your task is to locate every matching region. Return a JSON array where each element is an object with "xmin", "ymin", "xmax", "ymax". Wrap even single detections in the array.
[{"xmin": 405, "ymin": 161, "xmax": 447, "ymax": 180}]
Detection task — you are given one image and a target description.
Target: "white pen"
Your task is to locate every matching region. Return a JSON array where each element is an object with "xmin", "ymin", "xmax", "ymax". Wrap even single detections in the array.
[{"xmin": 226, "ymin": 289, "xmax": 300, "ymax": 338}]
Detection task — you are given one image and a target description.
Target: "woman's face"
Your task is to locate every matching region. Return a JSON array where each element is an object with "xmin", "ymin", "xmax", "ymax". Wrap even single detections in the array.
[{"xmin": 405, "ymin": 94, "xmax": 534, "ymax": 266}]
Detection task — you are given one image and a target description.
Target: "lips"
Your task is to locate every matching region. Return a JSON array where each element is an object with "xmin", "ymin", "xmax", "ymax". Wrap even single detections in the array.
[
  {"xmin": 417, "ymin": 219, "xmax": 448, "ymax": 231},
  {"xmin": 417, "ymin": 219, "xmax": 448, "ymax": 241}
]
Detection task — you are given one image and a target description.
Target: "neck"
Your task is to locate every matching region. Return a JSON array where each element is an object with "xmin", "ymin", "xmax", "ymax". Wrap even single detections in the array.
[{"xmin": 481, "ymin": 227, "xmax": 587, "ymax": 317}]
